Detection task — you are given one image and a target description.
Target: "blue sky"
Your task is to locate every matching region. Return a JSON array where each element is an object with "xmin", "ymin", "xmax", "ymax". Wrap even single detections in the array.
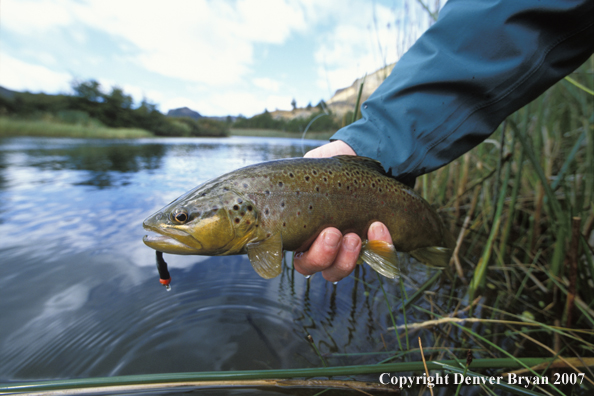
[{"xmin": 1, "ymin": 0, "xmax": 439, "ymax": 117}]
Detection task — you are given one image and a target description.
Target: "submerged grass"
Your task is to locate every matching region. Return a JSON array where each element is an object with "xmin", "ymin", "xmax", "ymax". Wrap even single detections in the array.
[{"xmin": 0, "ymin": 117, "xmax": 154, "ymax": 139}]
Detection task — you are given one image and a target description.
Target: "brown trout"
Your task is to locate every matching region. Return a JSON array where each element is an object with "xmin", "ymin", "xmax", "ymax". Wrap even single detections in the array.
[{"xmin": 143, "ymin": 156, "xmax": 454, "ymax": 279}]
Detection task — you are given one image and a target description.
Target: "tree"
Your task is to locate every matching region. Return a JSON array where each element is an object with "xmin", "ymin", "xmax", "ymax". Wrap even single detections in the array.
[
  {"xmin": 291, "ymin": 98, "xmax": 297, "ymax": 110},
  {"xmin": 71, "ymin": 79, "xmax": 102, "ymax": 102}
]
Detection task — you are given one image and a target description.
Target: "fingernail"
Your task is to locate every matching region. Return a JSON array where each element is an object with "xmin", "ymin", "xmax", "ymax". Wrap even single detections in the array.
[
  {"xmin": 343, "ymin": 235, "xmax": 359, "ymax": 252},
  {"xmin": 323, "ymin": 230, "xmax": 341, "ymax": 249},
  {"xmin": 294, "ymin": 252, "xmax": 304, "ymax": 259},
  {"xmin": 370, "ymin": 222, "xmax": 386, "ymax": 238},
  {"xmin": 305, "ymin": 274, "xmax": 311, "ymax": 279},
  {"xmin": 332, "ymin": 281, "xmax": 338, "ymax": 285}
]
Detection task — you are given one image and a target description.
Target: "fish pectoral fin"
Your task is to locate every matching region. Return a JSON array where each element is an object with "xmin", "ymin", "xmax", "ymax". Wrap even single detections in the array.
[
  {"xmin": 246, "ymin": 232, "xmax": 283, "ymax": 279},
  {"xmin": 410, "ymin": 246, "xmax": 451, "ymax": 268},
  {"xmin": 358, "ymin": 240, "xmax": 399, "ymax": 279}
]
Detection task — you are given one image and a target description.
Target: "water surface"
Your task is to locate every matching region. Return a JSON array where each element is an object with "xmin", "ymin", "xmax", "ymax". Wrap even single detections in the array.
[{"xmin": 0, "ymin": 136, "xmax": 448, "ymax": 394}]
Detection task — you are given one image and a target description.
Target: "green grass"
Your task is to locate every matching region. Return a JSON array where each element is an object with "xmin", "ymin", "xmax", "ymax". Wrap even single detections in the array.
[
  {"xmin": 230, "ymin": 127, "xmax": 334, "ymax": 141},
  {"xmin": 0, "ymin": 117, "xmax": 154, "ymax": 139}
]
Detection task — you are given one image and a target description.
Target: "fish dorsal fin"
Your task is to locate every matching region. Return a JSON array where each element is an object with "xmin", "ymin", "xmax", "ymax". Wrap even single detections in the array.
[
  {"xmin": 357, "ymin": 240, "xmax": 400, "ymax": 279},
  {"xmin": 410, "ymin": 246, "xmax": 452, "ymax": 268},
  {"xmin": 246, "ymin": 232, "xmax": 283, "ymax": 279},
  {"xmin": 333, "ymin": 155, "xmax": 387, "ymax": 175}
]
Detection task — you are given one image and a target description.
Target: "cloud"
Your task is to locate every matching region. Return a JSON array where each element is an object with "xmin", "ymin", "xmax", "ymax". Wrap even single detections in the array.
[
  {"xmin": 0, "ymin": 54, "xmax": 71, "ymax": 93},
  {"xmin": 51, "ymin": 0, "xmax": 311, "ymax": 86},
  {"xmin": 252, "ymin": 77, "xmax": 281, "ymax": 92},
  {"xmin": 0, "ymin": 0, "xmax": 440, "ymax": 117}
]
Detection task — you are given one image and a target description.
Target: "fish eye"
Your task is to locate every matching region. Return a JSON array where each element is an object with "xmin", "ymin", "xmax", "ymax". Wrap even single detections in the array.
[{"xmin": 172, "ymin": 208, "xmax": 189, "ymax": 224}]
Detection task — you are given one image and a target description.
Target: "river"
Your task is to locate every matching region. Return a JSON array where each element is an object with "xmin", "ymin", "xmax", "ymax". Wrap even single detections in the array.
[{"xmin": 0, "ymin": 136, "xmax": 447, "ymax": 394}]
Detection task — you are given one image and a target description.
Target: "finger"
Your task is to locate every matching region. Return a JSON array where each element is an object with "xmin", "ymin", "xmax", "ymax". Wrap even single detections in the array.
[
  {"xmin": 293, "ymin": 228, "xmax": 342, "ymax": 276},
  {"xmin": 304, "ymin": 140, "xmax": 356, "ymax": 158},
  {"xmin": 321, "ymin": 233, "xmax": 361, "ymax": 282},
  {"xmin": 368, "ymin": 221, "xmax": 393, "ymax": 244}
]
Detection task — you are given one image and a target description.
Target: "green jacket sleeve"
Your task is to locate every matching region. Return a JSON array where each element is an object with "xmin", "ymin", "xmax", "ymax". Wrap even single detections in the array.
[{"xmin": 330, "ymin": 0, "xmax": 594, "ymax": 186}]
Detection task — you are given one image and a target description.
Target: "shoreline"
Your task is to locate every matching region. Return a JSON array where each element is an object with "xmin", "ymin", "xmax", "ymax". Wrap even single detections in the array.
[{"xmin": 0, "ymin": 118, "xmax": 334, "ymax": 140}]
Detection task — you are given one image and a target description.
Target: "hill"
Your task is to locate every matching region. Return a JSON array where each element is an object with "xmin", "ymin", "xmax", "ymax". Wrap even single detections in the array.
[{"xmin": 167, "ymin": 106, "xmax": 202, "ymax": 119}]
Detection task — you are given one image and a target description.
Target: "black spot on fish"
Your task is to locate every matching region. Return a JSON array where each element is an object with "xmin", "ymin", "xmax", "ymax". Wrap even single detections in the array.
[
  {"xmin": 233, "ymin": 205, "xmax": 239, "ymax": 211},
  {"xmin": 354, "ymin": 179, "xmax": 358, "ymax": 184},
  {"xmin": 372, "ymin": 183, "xmax": 376, "ymax": 188},
  {"xmin": 246, "ymin": 220, "xmax": 251, "ymax": 225},
  {"xmin": 266, "ymin": 233, "xmax": 271, "ymax": 238},
  {"xmin": 223, "ymin": 187, "xmax": 229, "ymax": 191},
  {"xmin": 247, "ymin": 205, "xmax": 253, "ymax": 211},
  {"xmin": 309, "ymin": 205, "xmax": 313, "ymax": 210},
  {"xmin": 212, "ymin": 205, "xmax": 219, "ymax": 211},
  {"xmin": 264, "ymin": 208, "xmax": 269, "ymax": 215},
  {"xmin": 379, "ymin": 188, "xmax": 382, "ymax": 192},
  {"xmin": 201, "ymin": 193, "xmax": 207, "ymax": 197},
  {"xmin": 346, "ymin": 186, "xmax": 350, "ymax": 190},
  {"xmin": 289, "ymin": 173, "xmax": 294, "ymax": 178},
  {"xmin": 303, "ymin": 225, "xmax": 307, "ymax": 228},
  {"xmin": 243, "ymin": 183, "xmax": 248, "ymax": 188},
  {"xmin": 312, "ymin": 170, "xmax": 317, "ymax": 175},
  {"xmin": 323, "ymin": 177, "xmax": 327, "ymax": 182},
  {"xmin": 338, "ymin": 182, "xmax": 342, "ymax": 187},
  {"xmin": 237, "ymin": 198, "xmax": 243, "ymax": 204},
  {"xmin": 240, "ymin": 212, "xmax": 245, "ymax": 216},
  {"xmin": 329, "ymin": 171, "xmax": 333, "ymax": 175},
  {"xmin": 283, "ymin": 222, "xmax": 286, "ymax": 227},
  {"xmin": 316, "ymin": 186, "xmax": 319, "ymax": 192},
  {"xmin": 234, "ymin": 218, "xmax": 240, "ymax": 223},
  {"xmin": 305, "ymin": 176, "xmax": 310, "ymax": 181},
  {"xmin": 281, "ymin": 202, "xmax": 285, "ymax": 207},
  {"xmin": 265, "ymin": 190, "xmax": 270, "ymax": 195},
  {"xmin": 278, "ymin": 181, "xmax": 283, "ymax": 187}
]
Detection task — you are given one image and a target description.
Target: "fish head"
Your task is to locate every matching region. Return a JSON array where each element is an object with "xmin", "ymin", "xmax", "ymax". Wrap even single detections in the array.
[{"xmin": 143, "ymin": 188, "xmax": 259, "ymax": 255}]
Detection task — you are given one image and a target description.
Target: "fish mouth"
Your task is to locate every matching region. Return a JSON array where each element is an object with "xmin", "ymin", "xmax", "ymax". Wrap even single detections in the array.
[{"xmin": 143, "ymin": 221, "xmax": 203, "ymax": 255}]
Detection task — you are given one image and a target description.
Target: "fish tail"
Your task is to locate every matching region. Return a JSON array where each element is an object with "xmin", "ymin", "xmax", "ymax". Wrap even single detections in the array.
[
  {"xmin": 443, "ymin": 228, "xmax": 457, "ymax": 250},
  {"xmin": 410, "ymin": 246, "xmax": 452, "ymax": 268},
  {"xmin": 358, "ymin": 240, "xmax": 400, "ymax": 279}
]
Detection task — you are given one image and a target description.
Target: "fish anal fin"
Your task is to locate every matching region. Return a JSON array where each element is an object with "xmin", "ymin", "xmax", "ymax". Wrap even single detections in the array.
[
  {"xmin": 246, "ymin": 232, "xmax": 283, "ymax": 279},
  {"xmin": 410, "ymin": 246, "xmax": 451, "ymax": 268},
  {"xmin": 359, "ymin": 240, "xmax": 399, "ymax": 279}
]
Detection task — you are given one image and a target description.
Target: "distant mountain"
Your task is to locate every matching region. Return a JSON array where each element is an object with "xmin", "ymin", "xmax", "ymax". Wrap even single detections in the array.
[
  {"xmin": 167, "ymin": 107, "xmax": 202, "ymax": 119},
  {"xmin": 0, "ymin": 86, "xmax": 18, "ymax": 100}
]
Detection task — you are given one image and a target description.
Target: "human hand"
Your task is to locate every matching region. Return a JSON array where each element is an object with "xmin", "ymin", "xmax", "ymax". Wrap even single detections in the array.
[
  {"xmin": 295, "ymin": 140, "xmax": 393, "ymax": 283},
  {"xmin": 293, "ymin": 222, "xmax": 393, "ymax": 282},
  {"xmin": 303, "ymin": 139, "xmax": 356, "ymax": 158}
]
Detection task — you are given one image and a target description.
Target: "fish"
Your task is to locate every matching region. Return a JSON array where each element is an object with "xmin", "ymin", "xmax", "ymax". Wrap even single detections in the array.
[{"xmin": 143, "ymin": 155, "xmax": 455, "ymax": 280}]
